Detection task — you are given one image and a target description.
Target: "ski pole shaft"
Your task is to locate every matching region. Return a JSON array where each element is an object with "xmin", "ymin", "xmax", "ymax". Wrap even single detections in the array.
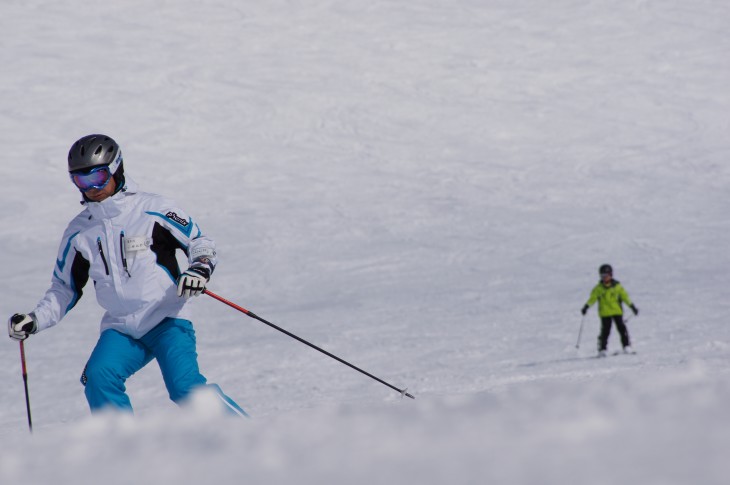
[
  {"xmin": 19, "ymin": 340, "xmax": 32, "ymax": 432},
  {"xmin": 204, "ymin": 290, "xmax": 415, "ymax": 399},
  {"xmin": 575, "ymin": 315, "xmax": 585, "ymax": 349}
]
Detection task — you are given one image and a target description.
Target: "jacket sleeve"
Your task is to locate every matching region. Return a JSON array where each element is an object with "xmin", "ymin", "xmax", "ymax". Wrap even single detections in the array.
[
  {"xmin": 144, "ymin": 203, "xmax": 218, "ymax": 276},
  {"xmin": 31, "ymin": 227, "xmax": 90, "ymax": 333},
  {"xmin": 618, "ymin": 285, "xmax": 633, "ymax": 307}
]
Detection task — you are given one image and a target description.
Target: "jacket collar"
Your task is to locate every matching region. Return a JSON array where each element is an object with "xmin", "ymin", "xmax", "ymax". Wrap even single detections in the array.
[{"xmin": 84, "ymin": 177, "xmax": 139, "ymax": 220}]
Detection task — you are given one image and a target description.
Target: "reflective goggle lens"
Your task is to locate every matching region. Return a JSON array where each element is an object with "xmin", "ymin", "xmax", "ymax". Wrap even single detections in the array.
[{"xmin": 70, "ymin": 166, "xmax": 113, "ymax": 192}]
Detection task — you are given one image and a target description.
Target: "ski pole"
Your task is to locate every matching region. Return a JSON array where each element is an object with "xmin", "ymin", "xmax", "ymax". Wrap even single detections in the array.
[
  {"xmin": 204, "ymin": 290, "xmax": 415, "ymax": 399},
  {"xmin": 575, "ymin": 315, "xmax": 586, "ymax": 349},
  {"xmin": 19, "ymin": 340, "xmax": 33, "ymax": 432}
]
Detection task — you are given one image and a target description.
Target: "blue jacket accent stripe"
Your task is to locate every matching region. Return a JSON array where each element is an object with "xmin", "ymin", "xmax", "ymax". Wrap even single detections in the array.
[
  {"xmin": 56, "ymin": 231, "xmax": 80, "ymax": 272},
  {"xmin": 145, "ymin": 211, "xmax": 194, "ymax": 239}
]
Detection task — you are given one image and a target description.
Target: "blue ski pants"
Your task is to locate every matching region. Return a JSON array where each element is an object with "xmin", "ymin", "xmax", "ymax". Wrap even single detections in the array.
[{"xmin": 81, "ymin": 317, "xmax": 246, "ymax": 416}]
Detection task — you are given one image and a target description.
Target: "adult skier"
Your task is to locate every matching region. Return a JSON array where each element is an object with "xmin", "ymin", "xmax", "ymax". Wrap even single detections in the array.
[
  {"xmin": 7, "ymin": 134, "xmax": 246, "ymax": 416},
  {"xmin": 581, "ymin": 264, "xmax": 639, "ymax": 357}
]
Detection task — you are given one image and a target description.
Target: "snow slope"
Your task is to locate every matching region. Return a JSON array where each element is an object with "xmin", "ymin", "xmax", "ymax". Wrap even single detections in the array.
[{"xmin": 1, "ymin": 1, "xmax": 729, "ymax": 484}]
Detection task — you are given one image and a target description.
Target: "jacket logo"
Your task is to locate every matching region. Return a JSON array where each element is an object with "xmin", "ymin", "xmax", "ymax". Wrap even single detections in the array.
[{"xmin": 165, "ymin": 212, "xmax": 189, "ymax": 227}]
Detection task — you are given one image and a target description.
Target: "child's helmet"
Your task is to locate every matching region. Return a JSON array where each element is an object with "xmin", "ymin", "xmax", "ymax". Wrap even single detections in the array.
[{"xmin": 599, "ymin": 264, "xmax": 613, "ymax": 276}]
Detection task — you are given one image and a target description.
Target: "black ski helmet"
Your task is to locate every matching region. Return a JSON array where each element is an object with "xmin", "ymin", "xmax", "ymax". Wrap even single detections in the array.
[
  {"xmin": 68, "ymin": 134, "xmax": 122, "ymax": 173},
  {"xmin": 599, "ymin": 264, "xmax": 613, "ymax": 276}
]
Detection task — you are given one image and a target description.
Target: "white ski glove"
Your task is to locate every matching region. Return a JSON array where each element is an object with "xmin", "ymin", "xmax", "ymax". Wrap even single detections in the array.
[
  {"xmin": 177, "ymin": 266, "xmax": 210, "ymax": 298},
  {"xmin": 8, "ymin": 313, "xmax": 37, "ymax": 341}
]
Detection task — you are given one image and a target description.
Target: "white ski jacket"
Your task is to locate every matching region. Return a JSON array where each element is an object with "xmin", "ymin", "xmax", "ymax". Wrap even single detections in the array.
[{"xmin": 32, "ymin": 177, "xmax": 217, "ymax": 339}]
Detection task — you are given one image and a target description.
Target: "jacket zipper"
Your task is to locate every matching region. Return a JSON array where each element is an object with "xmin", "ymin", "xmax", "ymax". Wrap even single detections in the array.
[
  {"xmin": 120, "ymin": 231, "xmax": 131, "ymax": 277},
  {"xmin": 97, "ymin": 237, "xmax": 109, "ymax": 275}
]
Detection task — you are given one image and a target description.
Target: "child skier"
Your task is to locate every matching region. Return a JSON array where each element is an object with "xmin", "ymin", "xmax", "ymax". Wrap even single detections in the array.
[{"xmin": 581, "ymin": 264, "xmax": 639, "ymax": 357}]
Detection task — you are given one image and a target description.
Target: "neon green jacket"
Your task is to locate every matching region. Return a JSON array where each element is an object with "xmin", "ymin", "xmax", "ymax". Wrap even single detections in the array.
[{"xmin": 585, "ymin": 280, "xmax": 633, "ymax": 317}]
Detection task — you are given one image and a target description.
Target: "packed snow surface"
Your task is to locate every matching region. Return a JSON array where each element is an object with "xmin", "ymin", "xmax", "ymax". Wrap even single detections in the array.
[{"xmin": 1, "ymin": 1, "xmax": 729, "ymax": 484}]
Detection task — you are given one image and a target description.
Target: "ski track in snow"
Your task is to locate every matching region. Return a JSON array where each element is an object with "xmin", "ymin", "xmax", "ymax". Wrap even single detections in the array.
[{"xmin": 1, "ymin": 1, "xmax": 730, "ymax": 484}]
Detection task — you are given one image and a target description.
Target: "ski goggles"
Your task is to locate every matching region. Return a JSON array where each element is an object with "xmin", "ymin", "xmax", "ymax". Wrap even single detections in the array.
[{"xmin": 70, "ymin": 152, "xmax": 122, "ymax": 192}]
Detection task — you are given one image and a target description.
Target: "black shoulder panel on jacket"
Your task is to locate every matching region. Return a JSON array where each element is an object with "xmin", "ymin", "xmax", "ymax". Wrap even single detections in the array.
[
  {"xmin": 68, "ymin": 250, "xmax": 90, "ymax": 311},
  {"xmin": 151, "ymin": 222, "xmax": 184, "ymax": 281}
]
